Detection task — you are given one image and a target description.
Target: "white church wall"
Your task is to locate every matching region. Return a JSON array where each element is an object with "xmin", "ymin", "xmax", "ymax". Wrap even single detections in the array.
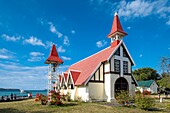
[
  {"xmin": 104, "ymin": 62, "xmax": 110, "ymax": 72},
  {"xmin": 88, "ymin": 82, "xmax": 105, "ymax": 101},
  {"xmin": 110, "ymin": 74, "xmax": 119, "ymax": 100},
  {"xmin": 124, "ymin": 75, "xmax": 133, "ymax": 96},
  {"xmin": 76, "ymin": 86, "xmax": 89, "ymax": 102},
  {"xmin": 104, "ymin": 73, "xmax": 112, "ymax": 102}
]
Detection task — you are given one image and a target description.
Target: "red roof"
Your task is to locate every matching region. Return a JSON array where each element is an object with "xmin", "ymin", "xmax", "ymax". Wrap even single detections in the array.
[
  {"xmin": 70, "ymin": 71, "xmax": 81, "ymax": 84},
  {"xmin": 63, "ymin": 73, "xmax": 68, "ymax": 82},
  {"xmin": 67, "ymin": 41, "xmax": 121, "ymax": 85},
  {"xmin": 45, "ymin": 44, "xmax": 63, "ymax": 64},
  {"xmin": 108, "ymin": 13, "xmax": 127, "ymax": 38},
  {"xmin": 59, "ymin": 75, "xmax": 62, "ymax": 82}
]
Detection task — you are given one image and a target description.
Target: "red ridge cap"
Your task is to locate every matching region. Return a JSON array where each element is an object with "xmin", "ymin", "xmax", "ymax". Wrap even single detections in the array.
[
  {"xmin": 45, "ymin": 44, "xmax": 63, "ymax": 64},
  {"xmin": 111, "ymin": 40, "xmax": 120, "ymax": 48},
  {"xmin": 108, "ymin": 14, "xmax": 127, "ymax": 38}
]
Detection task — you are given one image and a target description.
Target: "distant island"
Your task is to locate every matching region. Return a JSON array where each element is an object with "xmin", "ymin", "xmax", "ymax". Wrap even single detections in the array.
[{"xmin": 0, "ymin": 88, "xmax": 20, "ymax": 91}]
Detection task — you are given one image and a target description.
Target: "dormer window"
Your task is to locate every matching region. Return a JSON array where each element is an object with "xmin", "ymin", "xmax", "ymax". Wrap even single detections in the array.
[{"xmin": 123, "ymin": 48, "xmax": 128, "ymax": 57}]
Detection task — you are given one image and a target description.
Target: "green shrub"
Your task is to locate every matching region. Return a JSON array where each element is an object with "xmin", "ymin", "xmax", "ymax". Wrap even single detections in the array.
[
  {"xmin": 75, "ymin": 96, "xmax": 82, "ymax": 102},
  {"xmin": 115, "ymin": 90, "xmax": 133, "ymax": 106},
  {"xmin": 134, "ymin": 94, "xmax": 155, "ymax": 110}
]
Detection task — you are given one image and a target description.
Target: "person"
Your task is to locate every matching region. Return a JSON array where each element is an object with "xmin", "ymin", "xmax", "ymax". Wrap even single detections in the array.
[
  {"xmin": 10, "ymin": 93, "xmax": 13, "ymax": 100},
  {"xmin": 14, "ymin": 94, "xmax": 17, "ymax": 100},
  {"xmin": 30, "ymin": 93, "xmax": 32, "ymax": 98},
  {"xmin": 158, "ymin": 90, "xmax": 161, "ymax": 99},
  {"xmin": 28, "ymin": 93, "xmax": 30, "ymax": 98},
  {"xmin": 165, "ymin": 91, "xmax": 168, "ymax": 98},
  {"xmin": 6, "ymin": 96, "xmax": 10, "ymax": 101},
  {"xmin": 1, "ymin": 96, "xmax": 4, "ymax": 101}
]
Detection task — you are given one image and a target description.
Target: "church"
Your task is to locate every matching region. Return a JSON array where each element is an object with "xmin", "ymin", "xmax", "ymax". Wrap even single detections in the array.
[{"xmin": 59, "ymin": 13, "xmax": 138, "ymax": 102}]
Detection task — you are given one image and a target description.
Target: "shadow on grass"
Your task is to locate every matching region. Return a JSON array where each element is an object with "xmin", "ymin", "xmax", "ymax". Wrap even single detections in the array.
[
  {"xmin": 59, "ymin": 102, "xmax": 78, "ymax": 107},
  {"xmin": 0, "ymin": 108, "xmax": 23, "ymax": 113}
]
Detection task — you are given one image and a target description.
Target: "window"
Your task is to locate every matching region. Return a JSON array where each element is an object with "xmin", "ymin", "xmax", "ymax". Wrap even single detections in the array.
[
  {"xmin": 114, "ymin": 59, "xmax": 120, "ymax": 72},
  {"xmin": 123, "ymin": 48, "xmax": 128, "ymax": 57},
  {"xmin": 123, "ymin": 61, "xmax": 128, "ymax": 73},
  {"xmin": 115, "ymin": 48, "xmax": 120, "ymax": 56}
]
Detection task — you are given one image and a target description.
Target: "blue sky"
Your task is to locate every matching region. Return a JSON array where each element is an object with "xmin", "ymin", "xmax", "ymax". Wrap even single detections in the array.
[{"xmin": 0, "ymin": 0, "xmax": 170, "ymax": 90}]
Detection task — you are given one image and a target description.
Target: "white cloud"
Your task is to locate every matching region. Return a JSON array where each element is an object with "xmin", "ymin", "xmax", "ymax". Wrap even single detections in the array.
[
  {"xmin": 0, "ymin": 62, "xmax": 69, "ymax": 89},
  {"xmin": 0, "ymin": 55, "xmax": 9, "ymax": 59},
  {"xmin": 96, "ymin": 40, "xmax": 107, "ymax": 48},
  {"xmin": 24, "ymin": 36, "xmax": 45, "ymax": 47},
  {"xmin": 1, "ymin": 34, "xmax": 22, "ymax": 42},
  {"xmin": 71, "ymin": 30, "xmax": 75, "ymax": 34},
  {"xmin": 0, "ymin": 48, "xmax": 16, "ymax": 59},
  {"xmin": 30, "ymin": 52, "xmax": 44, "ymax": 57},
  {"xmin": 28, "ymin": 52, "xmax": 44, "ymax": 62},
  {"xmin": 57, "ymin": 46, "xmax": 65, "ymax": 53},
  {"xmin": 127, "ymin": 26, "xmax": 131, "ymax": 30},
  {"xmin": 90, "ymin": 0, "xmax": 170, "ymax": 25},
  {"xmin": 61, "ymin": 56, "xmax": 71, "ymax": 61},
  {"xmin": 28, "ymin": 57, "xmax": 43, "ymax": 62},
  {"xmin": 166, "ymin": 18, "xmax": 170, "ymax": 25},
  {"xmin": 63, "ymin": 36, "xmax": 70, "ymax": 46},
  {"xmin": 139, "ymin": 54, "xmax": 143, "ymax": 58},
  {"xmin": 48, "ymin": 22, "xmax": 63, "ymax": 38}
]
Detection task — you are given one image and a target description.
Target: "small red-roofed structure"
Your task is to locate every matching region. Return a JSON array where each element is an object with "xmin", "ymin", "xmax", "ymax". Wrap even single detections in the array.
[
  {"xmin": 45, "ymin": 44, "xmax": 63, "ymax": 65},
  {"xmin": 44, "ymin": 44, "xmax": 63, "ymax": 104}
]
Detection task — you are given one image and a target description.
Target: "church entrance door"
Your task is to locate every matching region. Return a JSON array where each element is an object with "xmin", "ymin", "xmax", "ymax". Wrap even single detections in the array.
[{"xmin": 115, "ymin": 77, "xmax": 129, "ymax": 97}]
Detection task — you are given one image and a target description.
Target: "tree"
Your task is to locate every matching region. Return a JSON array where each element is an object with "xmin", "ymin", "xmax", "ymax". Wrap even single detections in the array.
[
  {"xmin": 133, "ymin": 67, "xmax": 160, "ymax": 81},
  {"xmin": 157, "ymin": 76, "xmax": 170, "ymax": 89},
  {"xmin": 160, "ymin": 57, "xmax": 170, "ymax": 75}
]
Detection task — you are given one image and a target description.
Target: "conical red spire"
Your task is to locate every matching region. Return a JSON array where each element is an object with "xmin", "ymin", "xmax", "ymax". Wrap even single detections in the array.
[
  {"xmin": 45, "ymin": 44, "xmax": 63, "ymax": 64},
  {"xmin": 107, "ymin": 13, "xmax": 127, "ymax": 38}
]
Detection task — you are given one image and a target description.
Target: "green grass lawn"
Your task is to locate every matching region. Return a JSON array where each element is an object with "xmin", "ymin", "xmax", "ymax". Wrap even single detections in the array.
[{"xmin": 0, "ymin": 99, "xmax": 170, "ymax": 113}]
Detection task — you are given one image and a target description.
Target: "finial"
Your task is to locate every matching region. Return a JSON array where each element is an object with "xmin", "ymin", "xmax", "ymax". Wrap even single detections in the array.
[{"xmin": 114, "ymin": 12, "xmax": 118, "ymax": 16}]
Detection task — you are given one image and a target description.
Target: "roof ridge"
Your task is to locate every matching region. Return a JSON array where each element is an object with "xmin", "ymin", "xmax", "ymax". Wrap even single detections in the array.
[
  {"xmin": 69, "ymin": 46, "xmax": 111, "ymax": 67},
  {"xmin": 70, "ymin": 69, "xmax": 81, "ymax": 72}
]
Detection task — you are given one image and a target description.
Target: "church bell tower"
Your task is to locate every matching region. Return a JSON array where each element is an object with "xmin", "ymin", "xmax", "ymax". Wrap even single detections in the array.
[{"xmin": 107, "ymin": 13, "xmax": 127, "ymax": 47}]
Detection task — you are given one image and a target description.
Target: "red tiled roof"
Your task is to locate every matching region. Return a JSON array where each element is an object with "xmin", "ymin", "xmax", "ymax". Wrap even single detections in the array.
[
  {"xmin": 70, "ymin": 71, "xmax": 81, "ymax": 84},
  {"xmin": 108, "ymin": 14, "xmax": 127, "ymax": 38},
  {"xmin": 59, "ymin": 75, "xmax": 62, "ymax": 82},
  {"xmin": 63, "ymin": 73, "xmax": 68, "ymax": 82},
  {"xmin": 67, "ymin": 41, "xmax": 121, "ymax": 85},
  {"xmin": 45, "ymin": 44, "xmax": 63, "ymax": 64}
]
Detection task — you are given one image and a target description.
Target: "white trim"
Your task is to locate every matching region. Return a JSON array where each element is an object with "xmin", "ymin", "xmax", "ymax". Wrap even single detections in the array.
[
  {"xmin": 69, "ymin": 69, "xmax": 81, "ymax": 72},
  {"xmin": 122, "ymin": 42, "xmax": 135, "ymax": 66},
  {"xmin": 62, "ymin": 72, "xmax": 68, "ymax": 86},
  {"xmin": 107, "ymin": 40, "xmax": 123, "ymax": 61},
  {"xmin": 84, "ymin": 63, "xmax": 102, "ymax": 86},
  {"xmin": 132, "ymin": 75, "xmax": 138, "ymax": 86},
  {"xmin": 107, "ymin": 40, "xmax": 135, "ymax": 66},
  {"xmin": 67, "ymin": 70, "xmax": 75, "ymax": 87}
]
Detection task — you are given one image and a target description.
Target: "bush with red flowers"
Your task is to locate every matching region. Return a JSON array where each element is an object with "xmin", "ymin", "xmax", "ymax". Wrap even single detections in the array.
[{"xmin": 143, "ymin": 90, "xmax": 151, "ymax": 95}]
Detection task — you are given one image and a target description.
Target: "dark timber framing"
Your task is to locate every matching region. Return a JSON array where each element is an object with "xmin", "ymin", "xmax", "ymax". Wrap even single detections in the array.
[{"xmin": 89, "ymin": 63, "xmax": 104, "ymax": 83}]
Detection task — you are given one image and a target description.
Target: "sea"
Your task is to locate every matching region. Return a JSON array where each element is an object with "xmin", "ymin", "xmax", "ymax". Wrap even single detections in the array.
[{"xmin": 0, "ymin": 89, "xmax": 47, "ymax": 97}]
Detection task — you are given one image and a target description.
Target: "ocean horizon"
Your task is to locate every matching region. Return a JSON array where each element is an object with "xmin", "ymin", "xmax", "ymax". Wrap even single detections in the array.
[{"xmin": 0, "ymin": 89, "xmax": 47, "ymax": 97}]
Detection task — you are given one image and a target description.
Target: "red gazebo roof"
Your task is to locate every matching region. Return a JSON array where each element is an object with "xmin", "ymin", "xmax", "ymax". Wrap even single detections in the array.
[{"xmin": 45, "ymin": 44, "xmax": 63, "ymax": 64}]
